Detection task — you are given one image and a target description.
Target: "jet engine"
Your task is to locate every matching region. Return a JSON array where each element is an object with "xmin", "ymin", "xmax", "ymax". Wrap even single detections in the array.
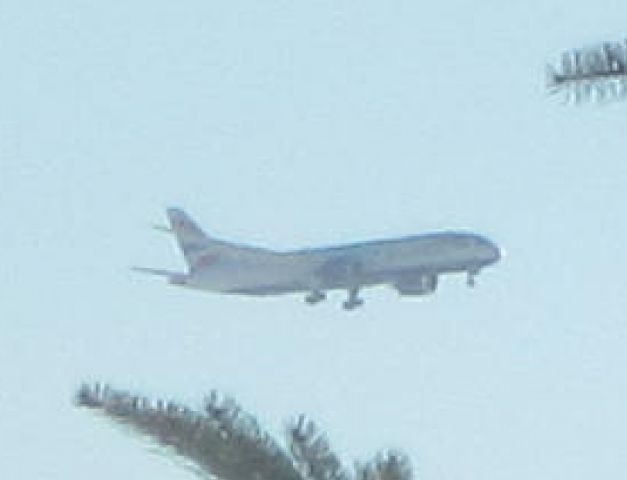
[{"xmin": 394, "ymin": 274, "xmax": 438, "ymax": 296}]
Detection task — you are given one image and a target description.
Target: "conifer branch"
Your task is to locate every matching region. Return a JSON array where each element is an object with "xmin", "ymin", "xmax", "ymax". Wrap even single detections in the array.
[
  {"xmin": 355, "ymin": 451, "xmax": 413, "ymax": 480},
  {"xmin": 547, "ymin": 39, "xmax": 627, "ymax": 103},
  {"xmin": 286, "ymin": 415, "xmax": 351, "ymax": 480},
  {"xmin": 76, "ymin": 383, "xmax": 414, "ymax": 480},
  {"xmin": 76, "ymin": 383, "xmax": 303, "ymax": 480}
]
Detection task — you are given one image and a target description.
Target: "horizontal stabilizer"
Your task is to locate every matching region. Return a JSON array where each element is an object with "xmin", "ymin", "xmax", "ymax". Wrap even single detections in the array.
[
  {"xmin": 152, "ymin": 224, "xmax": 172, "ymax": 233},
  {"xmin": 131, "ymin": 266, "xmax": 182, "ymax": 277},
  {"xmin": 131, "ymin": 266, "xmax": 188, "ymax": 285}
]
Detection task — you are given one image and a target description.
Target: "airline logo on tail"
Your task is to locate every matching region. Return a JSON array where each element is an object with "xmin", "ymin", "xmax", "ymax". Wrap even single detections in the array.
[
  {"xmin": 165, "ymin": 208, "xmax": 222, "ymax": 272},
  {"xmin": 195, "ymin": 253, "xmax": 218, "ymax": 267}
]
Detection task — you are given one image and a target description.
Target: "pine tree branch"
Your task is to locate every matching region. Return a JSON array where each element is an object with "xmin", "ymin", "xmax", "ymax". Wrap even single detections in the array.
[
  {"xmin": 547, "ymin": 39, "xmax": 627, "ymax": 103},
  {"xmin": 355, "ymin": 451, "xmax": 413, "ymax": 480},
  {"xmin": 76, "ymin": 383, "xmax": 415, "ymax": 480},
  {"xmin": 286, "ymin": 415, "xmax": 351, "ymax": 480},
  {"xmin": 76, "ymin": 383, "xmax": 304, "ymax": 480}
]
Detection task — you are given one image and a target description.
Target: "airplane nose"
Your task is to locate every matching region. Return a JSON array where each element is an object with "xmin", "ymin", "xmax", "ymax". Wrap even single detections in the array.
[{"xmin": 479, "ymin": 239, "xmax": 501, "ymax": 264}]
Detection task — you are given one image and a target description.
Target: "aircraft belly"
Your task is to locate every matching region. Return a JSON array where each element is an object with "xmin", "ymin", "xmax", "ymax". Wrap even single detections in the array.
[
  {"xmin": 361, "ymin": 258, "xmax": 463, "ymax": 286},
  {"xmin": 189, "ymin": 260, "xmax": 310, "ymax": 296}
]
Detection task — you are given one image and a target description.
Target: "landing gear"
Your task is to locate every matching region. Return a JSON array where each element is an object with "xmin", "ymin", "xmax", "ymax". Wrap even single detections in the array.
[
  {"xmin": 305, "ymin": 290, "xmax": 327, "ymax": 305},
  {"xmin": 342, "ymin": 287, "xmax": 364, "ymax": 310},
  {"xmin": 467, "ymin": 270, "xmax": 478, "ymax": 287}
]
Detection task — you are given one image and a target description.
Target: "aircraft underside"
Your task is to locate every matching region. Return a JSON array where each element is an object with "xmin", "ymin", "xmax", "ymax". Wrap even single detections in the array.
[
  {"xmin": 224, "ymin": 265, "xmax": 483, "ymax": 310},
  {"xmin": 302, "ymin": 267, "xmax": 481, "ymax": 310}
]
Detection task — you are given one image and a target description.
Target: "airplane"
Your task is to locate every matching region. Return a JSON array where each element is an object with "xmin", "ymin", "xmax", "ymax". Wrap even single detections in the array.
[{"xmin": 133, "ymin": 208, "xmax": 502, "ymax": 310}]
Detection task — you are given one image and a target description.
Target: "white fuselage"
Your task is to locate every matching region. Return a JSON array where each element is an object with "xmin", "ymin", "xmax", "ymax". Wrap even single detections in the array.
[
  {"xmin": 180, "ymin": 232, "xmax": 501, "ymax": 296},
  {"xmin": 135, "ymin": 208, "xmax": 502, "ymax": 308}
]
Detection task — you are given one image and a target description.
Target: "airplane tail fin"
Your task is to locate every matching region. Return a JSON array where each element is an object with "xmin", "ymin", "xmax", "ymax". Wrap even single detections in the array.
[
  {"xmin": 164, "ymin": 207, "xmax": 222, "ymax": 272},
  {"xmin": 166, "ymin": 207, "xmax": 275, "ymax": 269},
  {"xmin": 153, "ymin": 207, "xmax": 279, "ymax": 273}
]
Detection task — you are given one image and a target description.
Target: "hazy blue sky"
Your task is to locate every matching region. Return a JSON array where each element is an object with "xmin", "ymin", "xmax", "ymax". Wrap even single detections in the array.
[{"xmin": 2, "ymin": 1, "xmax": 627, "ymax": 479}]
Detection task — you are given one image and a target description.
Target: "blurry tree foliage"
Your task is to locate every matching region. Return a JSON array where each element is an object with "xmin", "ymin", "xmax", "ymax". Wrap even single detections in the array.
[
  {"xmin": 547, "ymin": 38, "xmax": 627, "ymax": 103},
  {"xmin": 76, "ymin": 383, "xmax": 414, "ymax": 480}
]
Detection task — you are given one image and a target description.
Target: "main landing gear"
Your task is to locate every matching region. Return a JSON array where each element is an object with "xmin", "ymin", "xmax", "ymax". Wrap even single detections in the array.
[
  {"xmin": 342, "ymin": 287, "xmax": 364, "ymax": 310},
  {"xmin": 304, "ymin": 288, "xmax": 364, "ymax": 310},
  {"xmin": 305, "ymin": 290, "xmax": 327, "ymax": 305}
]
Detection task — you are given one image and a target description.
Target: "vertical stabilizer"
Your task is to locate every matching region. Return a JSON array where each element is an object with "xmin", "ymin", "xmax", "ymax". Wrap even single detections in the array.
[
  {"xmin": 166, "ymin": 208, "xmax": 218, "ymax": 272},
  {"xmin": 164, "ymin": 207, "xmax": 278, "ymax": 273}
]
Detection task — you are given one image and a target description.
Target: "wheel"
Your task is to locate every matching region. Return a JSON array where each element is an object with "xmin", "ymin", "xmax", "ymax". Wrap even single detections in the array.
[
  {"xmin": 305, "ymin": 291, "xmax": 326, "ymax": 305},
  {"xmin": 342, "ymin": 298, "xmax": 364, "ymax": 310}
]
